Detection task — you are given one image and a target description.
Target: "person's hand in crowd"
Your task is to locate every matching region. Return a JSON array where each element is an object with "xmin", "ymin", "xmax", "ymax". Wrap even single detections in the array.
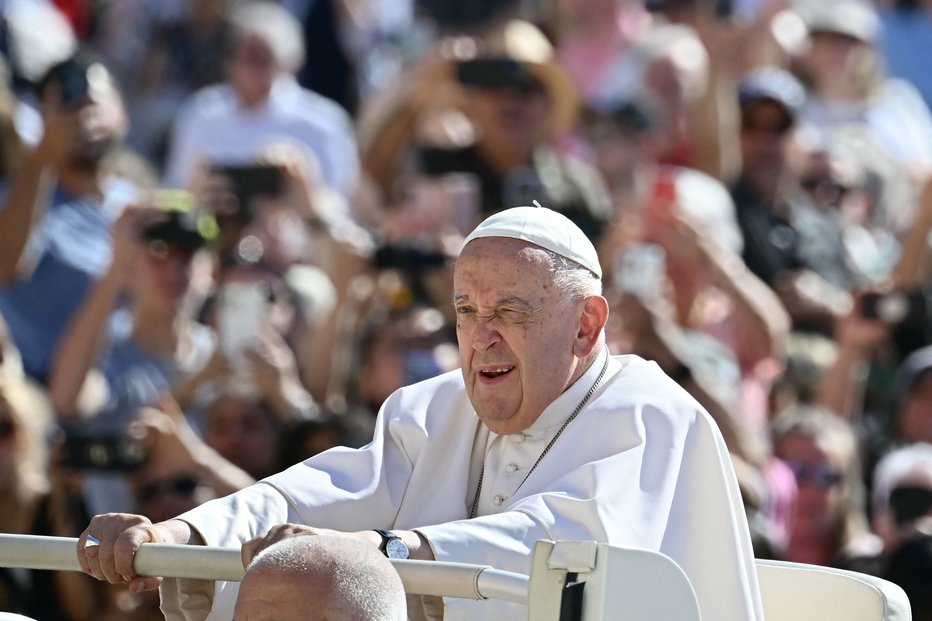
[
  {"xmin": 133, "ymin": 396, "xmax": 255, "ymax": 498},
  {"xmin": 774, "ymin": 269, "xmax": 853, "ymax": 328},
  {"xmin": 813, "ymin": 290, "xmax": 894, "ymax": 419},
  {"xmin": 133, "ymin": 404, "xmax": 206, "ymax": 476},
  {"xmin": 403, "ymin": 51, "xmax": 461, "ymax": 112},
  {"xmin": 107, "ymin": 204, "xmax": 165, "ymax": 282},
  {"xmin": 647, "ymin": 211, "xmax": 712, "ymax": 284},
  {"xmin": 256, "ymin": 142, "xmax": 319, "ymax": 204},
  {"xmin": 35, "ymin": 84, "xmax": 79, "ymax": 170},
  {"xmin": 184, "ymin": 159, "xmax": 228, "ymax": 206},
  {"xmin": 834, "ymin": 291, "xmax": 894, "ymax": 354},
  {"xmin": 244, "ymin": 326, "xmax": 313, "ymax": 421},
  {"xmin": 172, "ymin": 346, "xmax": 231, "ymax": 410}
]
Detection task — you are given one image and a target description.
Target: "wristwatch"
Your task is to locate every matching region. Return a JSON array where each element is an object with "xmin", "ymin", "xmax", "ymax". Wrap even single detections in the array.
[{"xmin": 373, "ymin": 529, "xmax": 410, "ymax": 559}]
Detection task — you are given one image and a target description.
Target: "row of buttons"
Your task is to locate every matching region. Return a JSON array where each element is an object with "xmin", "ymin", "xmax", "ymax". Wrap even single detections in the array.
[{"xmin": 493, "ymin": 463, "xmax": 523, "ymax": 505}]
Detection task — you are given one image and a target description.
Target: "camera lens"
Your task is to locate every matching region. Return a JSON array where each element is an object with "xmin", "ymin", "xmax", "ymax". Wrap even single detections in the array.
[{"xmin": 875, "ymin": 293, "xmax": 910, "ymax": 324}]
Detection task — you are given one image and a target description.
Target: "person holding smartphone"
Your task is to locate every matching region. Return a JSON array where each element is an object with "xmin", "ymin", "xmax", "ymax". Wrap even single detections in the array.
[
  {"xmin": 0, "ymin": 52, "xmax": 139, "ymax": 384},
  {"xmin": 164, "ymin": 2, "xmax": 359, "ymax": 201},
  {"xmin": 47, "ymin": 190, "xmax": 217, "ymax": 514}
]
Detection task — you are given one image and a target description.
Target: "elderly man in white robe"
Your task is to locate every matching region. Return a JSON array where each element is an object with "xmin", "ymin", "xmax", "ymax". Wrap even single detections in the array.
[{"xmin": 76, "ymin": 205, "xmax": 764, "ymax": 620}]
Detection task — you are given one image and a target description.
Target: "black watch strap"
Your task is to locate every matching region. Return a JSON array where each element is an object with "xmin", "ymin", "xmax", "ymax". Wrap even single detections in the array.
[
  {"xmin": 373, "ymin": 529, "xmax": 409, "ymax": 559},
  {"xmin": 374, "ymin": 528, "xmax": 394, "ymax": 549}
]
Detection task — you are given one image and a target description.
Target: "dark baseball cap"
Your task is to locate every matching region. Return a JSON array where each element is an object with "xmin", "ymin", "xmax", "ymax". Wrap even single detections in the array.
[
  {"xmin": 738, "ymin": 66, "xmax": 806, "ymax": 117},
  {"xmin": 142, "ymin": 189, "xmax": 217, "ymax": 249}
]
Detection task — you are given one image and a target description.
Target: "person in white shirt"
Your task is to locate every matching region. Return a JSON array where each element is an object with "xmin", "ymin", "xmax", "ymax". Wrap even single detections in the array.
[
  {"xmin": 163, "ymin": 1, "xmax": 359, "ymax": 200},
  {"xmin": 76, "ymin": 205, "xmax": 764, "ymax": 621}
]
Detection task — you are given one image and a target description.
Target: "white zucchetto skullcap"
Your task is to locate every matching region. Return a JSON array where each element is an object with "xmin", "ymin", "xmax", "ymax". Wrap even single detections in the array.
[{"xmin": 462, "ymin": 204, "xmax": 602, "ymax": 279}]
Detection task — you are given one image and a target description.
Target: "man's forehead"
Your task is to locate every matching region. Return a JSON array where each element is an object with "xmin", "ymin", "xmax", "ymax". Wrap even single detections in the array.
[
  {"xmin": 455, "ymin": 241, "xmax": 551, "ymax": 285},
  {"xmin": 456, "ymin": 236, "xmax": 553, "ymax": 270}
]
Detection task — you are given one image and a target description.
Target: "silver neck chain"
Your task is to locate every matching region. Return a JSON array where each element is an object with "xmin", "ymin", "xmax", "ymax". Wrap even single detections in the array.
[{"xmin": 469, "ymin": 354, "xmax": 610, "ymax": 519}]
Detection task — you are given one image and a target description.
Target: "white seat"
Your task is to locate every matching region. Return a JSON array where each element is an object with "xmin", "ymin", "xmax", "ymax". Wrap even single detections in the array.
[
  {"xmin": 756, "ymin": 559, "xmax": 912, "ymax": 621},
  {"xmin": 0, "ymin": 614, "xmax": 39, "ymax": 621}
]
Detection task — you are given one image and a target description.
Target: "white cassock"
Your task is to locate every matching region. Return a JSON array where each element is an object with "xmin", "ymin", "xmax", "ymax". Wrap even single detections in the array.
[{"xmin": 161, "ymin": 353, "xmax": 764, "ymax": 620}]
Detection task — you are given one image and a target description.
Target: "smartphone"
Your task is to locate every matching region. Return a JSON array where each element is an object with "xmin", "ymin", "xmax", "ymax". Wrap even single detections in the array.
[
  {"xmin": 60, "ymin": 434, "xmax": 147, "ymax": 472},
  {"xmin": 455, "ymin": 58, "xmax": 538, "ymax": 92},
  {"xmin": 56, "ymin": 60, "xmax": 89, "ymax": 106},
  {"xmin": 214, "ymin": 164, "xmax": 285, "ymax": 219},
  {"xmin": 443, "ymin": 172, "xmax": 481, "ymax": 236},
  {"xmin": 216, "ymin": 281, "xmax": 269, "ymax": 361},
  {"xmin": 860, "ymin": 290, "xmax": 926, "ymax": 326}
]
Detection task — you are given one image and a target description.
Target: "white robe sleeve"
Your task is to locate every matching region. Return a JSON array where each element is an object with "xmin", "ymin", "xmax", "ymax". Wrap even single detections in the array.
[{"xmin": 159, "ymin": 383, "xmax": 428, "ymax": 621}]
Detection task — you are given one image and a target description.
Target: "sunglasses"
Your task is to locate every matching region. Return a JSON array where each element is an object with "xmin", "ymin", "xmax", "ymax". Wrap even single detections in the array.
[
  {"xmin": 800, "ymin": 177, "xmax": 850, "ymax": 207},
  {"xmin": 741, "ymin": 118, "xmax": 793, "ymax": 136},
  {"xmin": 784, "ymin": 459, "xmax": 844, "ymax": 489},
  {"xmin": 137, "ymin": 476, "xmax": 200, "ymax": 504}
]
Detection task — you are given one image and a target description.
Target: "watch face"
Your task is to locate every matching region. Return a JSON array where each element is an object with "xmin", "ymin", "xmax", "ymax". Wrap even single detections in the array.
[{"xmin": 385, "ymin": 537, "xmax": 409, "ymax": 560}]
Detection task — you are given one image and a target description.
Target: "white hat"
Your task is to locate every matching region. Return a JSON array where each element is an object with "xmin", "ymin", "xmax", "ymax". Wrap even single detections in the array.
[
  {"xmin": 462, "ymin": 205, "xmax": 602, "ymax": 279},
  {"xmin": 802, "ymin": 0, "xmax": 879, "ymax": 44}
]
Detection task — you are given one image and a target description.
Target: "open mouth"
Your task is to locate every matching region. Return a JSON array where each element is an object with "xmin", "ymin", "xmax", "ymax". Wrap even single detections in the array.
[{"xmin": 479, "ymin": 366, "xmax": 515, "ymax": 381}]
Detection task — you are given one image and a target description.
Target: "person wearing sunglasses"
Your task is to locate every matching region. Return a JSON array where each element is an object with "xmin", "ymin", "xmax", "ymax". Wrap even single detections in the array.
[
  {"xmin": 772, "ymin": 405, "xmax": 881, "ymax": 569},
  {"xmin": 46, "ymin": 191, "xmax": 218, "ymax": 516}
]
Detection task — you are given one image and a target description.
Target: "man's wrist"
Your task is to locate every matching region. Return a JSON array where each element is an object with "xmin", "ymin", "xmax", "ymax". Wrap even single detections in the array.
[
  {"xmin": 372, "ymin": 529, "xmax": 410, "ymax": 559},
  {"xmin": 160, "ymin": 519, "xmax": 203, "ymax": 545}
]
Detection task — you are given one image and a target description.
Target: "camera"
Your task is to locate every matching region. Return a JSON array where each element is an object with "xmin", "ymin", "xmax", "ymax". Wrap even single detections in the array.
[
  {"xmin": 60, "ymin": 433, "xmax": 148, "ymax": 472},
  {"xmin": 213, "ymin": 164, "xmax": 285, "ymax": 222},
  {"xmin": 372, "ymin": 243, "xmax": 448, "ymax": 273},
  {"xmin": 455, "ymin": 58, "xmax": 541, "ymax": 93},
  {"xmin": 860, "ymin": 290, "xmax": 927, "ymax": 326}
]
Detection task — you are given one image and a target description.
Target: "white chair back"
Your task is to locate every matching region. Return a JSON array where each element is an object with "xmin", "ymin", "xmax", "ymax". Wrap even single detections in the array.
[{"xmin": 756, "ymin": 559, "xmax": 912, "ymax": 621}]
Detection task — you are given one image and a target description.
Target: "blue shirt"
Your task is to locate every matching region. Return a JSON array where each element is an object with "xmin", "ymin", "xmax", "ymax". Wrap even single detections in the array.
[
  {"xmin": 879, "ymin": 8, "xmax": 932, "ymax": 112},
  {"xmin": 74, "ymin": 309, "xmax": 215, "ymax": 437},
  {"xmin": 0, "ymin": 178, "xmax": 137, "ymax": 381}
]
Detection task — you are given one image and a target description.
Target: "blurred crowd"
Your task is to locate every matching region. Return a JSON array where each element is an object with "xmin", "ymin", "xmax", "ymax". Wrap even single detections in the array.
[{"xmin": 0, "ymin": 0, "xmax": 930, "ymax": 618}]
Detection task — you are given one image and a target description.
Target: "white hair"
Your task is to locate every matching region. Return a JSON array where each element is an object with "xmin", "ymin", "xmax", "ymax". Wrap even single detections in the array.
[
  {"xmin": 248, "ymin": 536, "xmax": 407, "ymax": 621},
  {"xmin": 230, "ymin": 1, "xmax": 306, "ymax": 74},
  {"xmin": 541, "ymin": 249, "xmax": 603, "ymax": 300}
]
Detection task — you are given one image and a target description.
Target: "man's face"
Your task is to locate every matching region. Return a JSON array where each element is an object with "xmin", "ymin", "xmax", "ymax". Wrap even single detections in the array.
[
  {"xmin": 898, "ymin": 373, "xmax": 932, "ymax": 444},
  {"xmin": 465, "ymin": 83, "xmax": 549, "ymax": 158},
  {"xmin": 453, "ymin": 238, "xmax": 583, "ymax": 435},
  {"xmin": 739, "ymin": 99, "xmax": 794, "ymax": 198},
  {"xmin": 228, "ymin": 33, "xmax": 280, "ymax": 106}
]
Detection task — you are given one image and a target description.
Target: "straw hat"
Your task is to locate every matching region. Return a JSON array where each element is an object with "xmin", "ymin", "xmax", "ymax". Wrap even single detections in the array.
[{"xmin": 443, "ymin": 19, "xmax": 580, "ymax": 136}]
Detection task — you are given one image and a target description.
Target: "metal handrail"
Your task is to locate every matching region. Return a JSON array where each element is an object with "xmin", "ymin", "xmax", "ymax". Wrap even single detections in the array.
[{"xmin": 0, "ymin": 533, "xmax": 529, "ymax": 604}]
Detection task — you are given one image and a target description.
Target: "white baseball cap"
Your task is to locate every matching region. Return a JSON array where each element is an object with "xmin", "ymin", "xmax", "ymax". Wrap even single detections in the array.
[{"xmin": 462, "ymin": 204, "xmax": 602, "ymax": 279}]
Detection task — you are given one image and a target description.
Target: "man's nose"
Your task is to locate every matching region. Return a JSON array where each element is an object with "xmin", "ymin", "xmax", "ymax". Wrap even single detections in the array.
[{"xmin": 471, "ymin": 319, "xmax": 501, "ymax": 351}]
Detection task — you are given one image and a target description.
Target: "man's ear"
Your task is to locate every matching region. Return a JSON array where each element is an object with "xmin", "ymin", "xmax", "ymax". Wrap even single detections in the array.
[{"xmin": 573, "ymin": 295, "xmax": 609, "ymax": 357}]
